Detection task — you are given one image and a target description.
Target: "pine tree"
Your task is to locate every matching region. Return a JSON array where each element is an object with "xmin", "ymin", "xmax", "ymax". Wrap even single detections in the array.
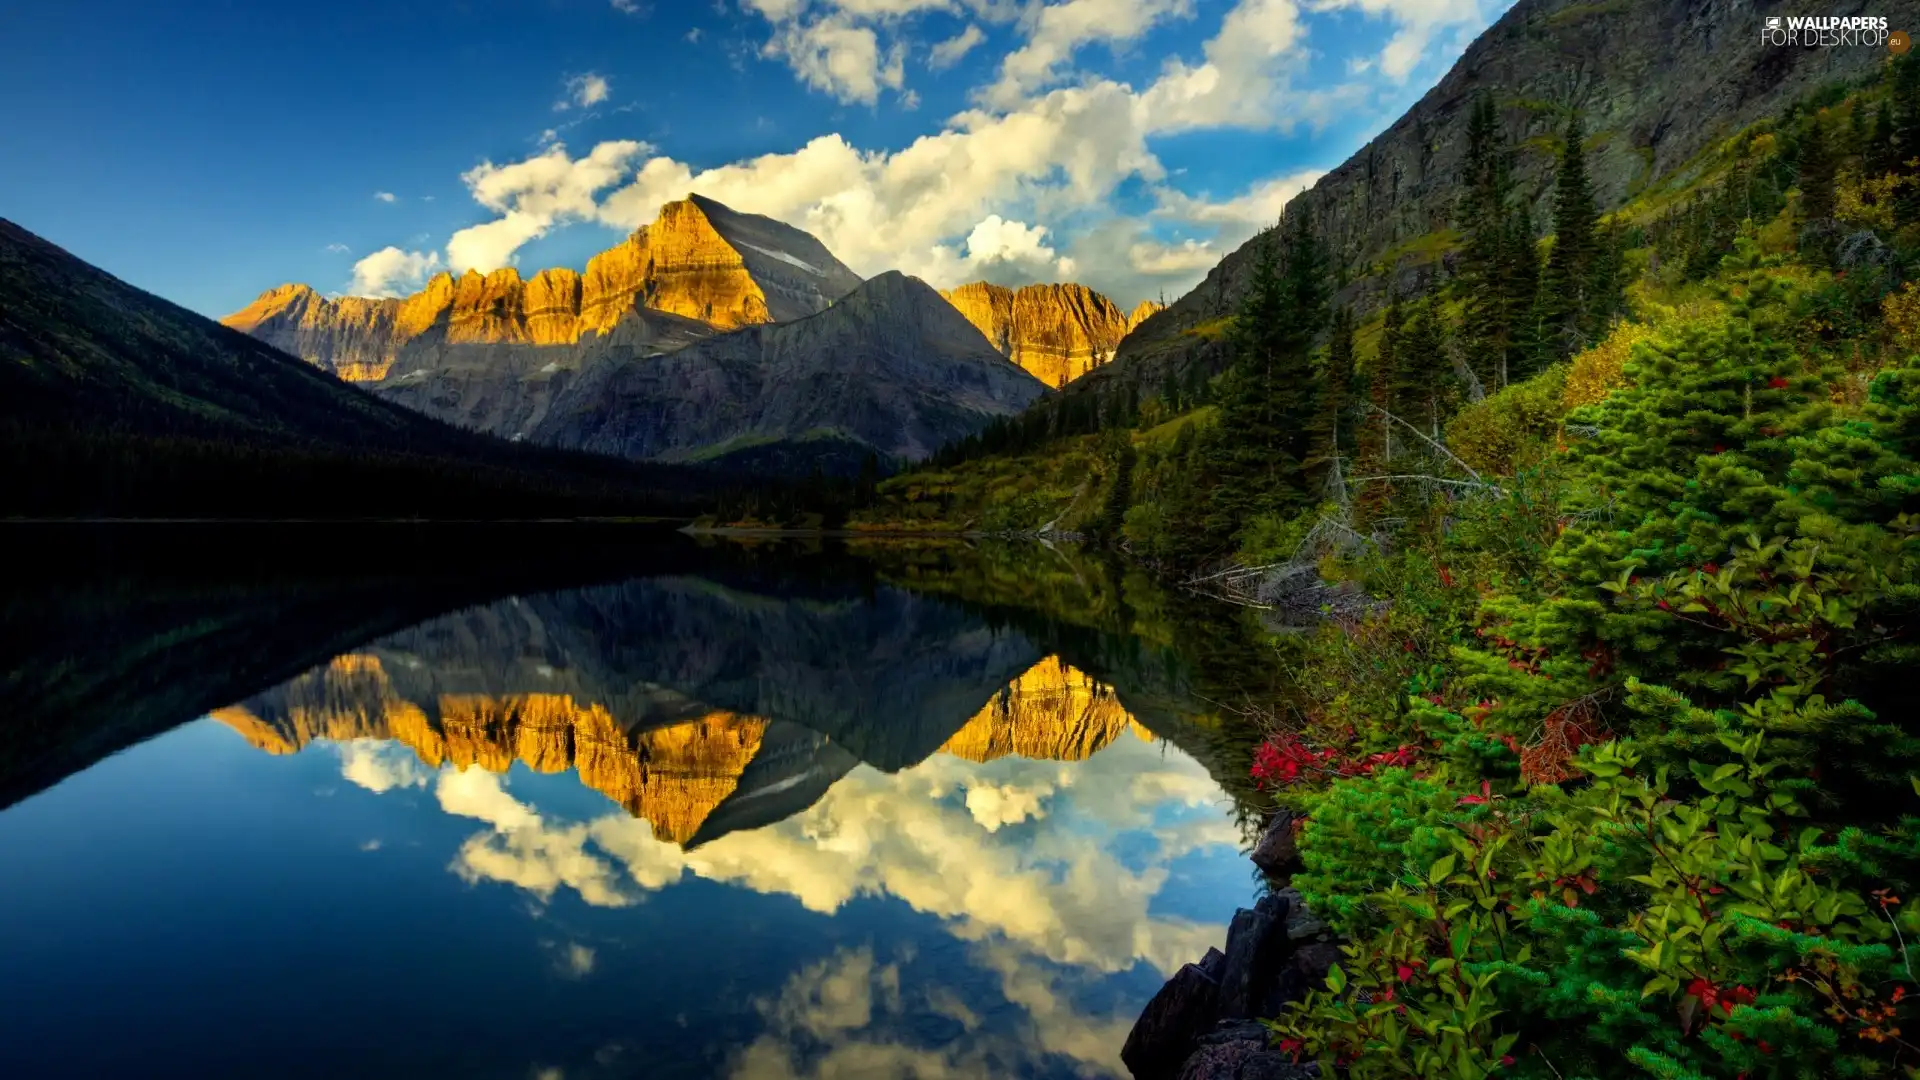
[
  {"xmin": 1356, "ymin": 290, "xmax": 1404, "ymax": 523},
  {"xmin": 1319, "ymin": 304, "xmax": 1358, "ymax": 459},
  {"xmin": 1201, "ymin": 210, "xmax": 1330, "ymax": 541},
  {"xmin": 1534, "ymin": 111, "xmax": 1599, "ymax": 370},
  {"xmin": 856, "ymin": 451, "xmax": 880, "ymax": 507},
  {"xmin": 1396, "ymin": 294, "xmax": 1451, "ymax": 436},
  {"xmin": 1871, "ymin": 98, "xmax": 1897, "ymax": 177},
  {"xmin": 1456, "ymin": 93, "xmax": 1521, "ymax": 390},
  {"xmin": 1502, "ymin": 203, "xmax": 1541, "ymax": 385},
  {"xmin": 1894, "ymin": 53, "xmax": 1920, "ymax": 225},
  {"xmin": 1098, "ymin": 432, "xmax": 1136, "ymax": 540}
]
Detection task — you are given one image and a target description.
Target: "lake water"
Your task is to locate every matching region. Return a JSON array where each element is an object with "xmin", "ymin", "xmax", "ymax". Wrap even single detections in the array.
[{"xmin": 0, "ymin": 530, "xmax": 1272, "ymax": 1080}]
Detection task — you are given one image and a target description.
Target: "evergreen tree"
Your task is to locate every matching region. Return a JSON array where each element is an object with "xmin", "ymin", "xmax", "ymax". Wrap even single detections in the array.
[
  {"xmin": 1456, "ymin": 93, "xmax": 1525, "ymax": 390},
  {"xmin": 1396, "ymin": 294, "xmax": 1451, "ymax": 436},
  {"xmin": 1894, "ymin": 53, "xmax": 1920, "ymax": 225},
  {"xmin": 1201, "ymin": 210, "xmax": 1330, "ymax": 541},
  {"xmin": 856, "ymin": 451, "xmax": 880, "ymax": 507},
  {"xmin": 1316, "ymin": 305, "xmax": 1358, "ymax": 461},
  {"xmin": 1097, "ymin": 433, "xmax": 1136, "ymax": 540},
  {"xmin": 1797, "ymin": 113, "xmax": 1839, "ymax": 268},
  {"xmin": 1533, "ymin": 111, "xmax": 1600, "ymax": 370},
  {"xmin": 1356, "ymin": 290, "xmax": 1404, "ymax": 523},
  {"xmin": 1871, "ymin": 98, "xmax": 1898, "ymax": 177},
  {"xmin": 1587, "ymin": 215, "xmax": 1628, "ymax": 334},
  {"xmin": 1502, "ymin": 203, "xmax": 1541, "ymax": 383}
]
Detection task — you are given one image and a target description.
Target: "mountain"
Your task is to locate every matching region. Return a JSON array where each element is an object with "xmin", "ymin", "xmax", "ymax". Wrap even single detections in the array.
[
  {"xmin": 1075, "ymin": 0, "xmax": 1920, "ymax": 398},
  {"xmin": 222, "ymin": 194, "xmax": 864, "ymax": 382},
  {"xmin": 940, "ymin": 281, "xmax": 1164, "ymax": 388},
  {"xmin": 0, "ymin": 219, "xmax": 707, "ymax": 517},
  {"xmin": 533, "ymin": 271, "xmax": 1048, "ymax": 469}
]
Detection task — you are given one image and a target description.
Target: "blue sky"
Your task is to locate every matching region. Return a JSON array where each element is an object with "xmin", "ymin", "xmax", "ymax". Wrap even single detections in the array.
[{"xmin": 0, "ymin": 0, "xmax": 1515, "ymax": 316}]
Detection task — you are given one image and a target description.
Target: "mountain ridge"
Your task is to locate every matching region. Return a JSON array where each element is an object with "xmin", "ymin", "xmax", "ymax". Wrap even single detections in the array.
[
  {"xmin": 533, "ymin": 270, "xmax": 1049, "ymax": 467},
  {"xmin": 1075, "ymin": 0, "xmax": 1920, "ymax": 398},
  {"xmin": 941, "ymin": 281, "xmax": 1164, "ymax": 389},
  {"xmin": 221, "ymin": 193, "xmax": 864, "ymax": 382}
]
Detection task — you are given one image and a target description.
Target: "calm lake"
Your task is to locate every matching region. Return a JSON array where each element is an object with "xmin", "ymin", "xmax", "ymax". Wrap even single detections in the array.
[{"xmin": 0, "ymin": 527, "xmax": 1277, "ymax": 1080}]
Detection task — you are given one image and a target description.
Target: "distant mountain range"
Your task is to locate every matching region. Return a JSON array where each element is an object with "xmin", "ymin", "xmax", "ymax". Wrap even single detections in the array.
[
  {"xmin": 220, "ymin": 194, "xmax": 1070, "ymax": 470},
  {"xmin": 0, "ymin": 219, "xmax": 709, "ymax": 518},
  {"xmin": 217, "ymin": 195, "xmax": 1166, "ymax": 469}
]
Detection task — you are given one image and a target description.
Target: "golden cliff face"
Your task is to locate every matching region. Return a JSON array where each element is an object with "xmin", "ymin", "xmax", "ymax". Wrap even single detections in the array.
[
  {"xmin": 210, "ymin": 654, "xmax": 765, "ymax": 846},
  {"xmin": 939, "ymin": 282, "xmax": 1148, "ymax": 389},
  {"xmin": 939, "ymin": 656, "xmax": 1153, "ymax": 763},
  {"xmin": 220, "ymin": 194, "xmax": 862, "ymax": 382}
]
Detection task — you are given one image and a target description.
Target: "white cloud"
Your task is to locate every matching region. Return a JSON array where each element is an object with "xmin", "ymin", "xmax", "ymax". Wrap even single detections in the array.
[
  {"xmin": 558, "ymin": 72, "xmax": 612, "ymax": 111},
  {"xmin": 929, "ymin": 24, "xmax": 986, "ymax": 69},
  {"xmin": 1309, "ymin": 0, "xmax": 1491, "ymax": 81},
  {"xmin": 686, "ymin": 26, "xmax": 703, "ymax": 43},
  {"xmin": 446, "ymin": 140, "xmax": 648, "ymax": 272},
  {"xmin": 983, "ymin": 0, "xmax": 1194, "ymax": 109},
  {"xmin": 324, "ymin": 243, "xmax": 351, "ymax": 254},
  {"xmin": 612, "ymin": 0, "xmax": 645, "ymax": 12},
  {"xmin": 348, "ymin": 247, "xmax": 442, "ymax": 298},
  {"xmin": 374, "ymin": 191, "xmax": 398, "ymax": 203},
  {"xmin": 763, "ymin": 15, "xmax": 906, "ymax": 105},
  {"xmin": 353, "ymin": 0, "xmax": 1503, "ymax": 304}
]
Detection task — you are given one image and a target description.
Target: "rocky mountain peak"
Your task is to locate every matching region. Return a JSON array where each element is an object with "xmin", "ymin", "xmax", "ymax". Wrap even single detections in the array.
[
  {"xmin": 940, "ymin": 279, "xmax": 1138, "ymax": 388},
  {"xmin": 220, "ymin": 193, "xmax": 864, "ymax": 382}
]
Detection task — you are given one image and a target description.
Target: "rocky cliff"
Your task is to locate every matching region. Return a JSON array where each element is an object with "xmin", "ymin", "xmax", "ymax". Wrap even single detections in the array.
[
  {"xmin": 1080, "ymin": 0, "xmax": 1920, "ymax": 398},
  {"xmin": 940, "ymin": 282, "xmax": 1163, "ymax": 388},
  {"xmin": 220, "ymin": 193, "xmax": 864, "ymax": 382},
  {"xmin": 534, "ymin": 271, "xmax": 1049, "ymax": 467}
]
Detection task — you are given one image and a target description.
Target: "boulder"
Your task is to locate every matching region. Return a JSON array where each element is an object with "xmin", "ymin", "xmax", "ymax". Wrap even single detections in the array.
[
  {"xmin": 1198, "ymin": 946, "xmax": 1227, "ymax": 981},
  {"xmin": 1272, "ymin": 888, "xmax": 1328, "ymax": 942},
  {"xmin": 1217, "ymin": 905, "xmax": 1288, "ymax": 1020},
  {"xmin": 1123, "ymin": 962, "xmax": 1222, "ymax": 1080},
  {"xmin": 1272, "ymin": 942, "xmax": 1347, "ymax": 1011},
  {"xmin": 1249, "ymin": 812, "xmax": 1300, "ymax": 877}
]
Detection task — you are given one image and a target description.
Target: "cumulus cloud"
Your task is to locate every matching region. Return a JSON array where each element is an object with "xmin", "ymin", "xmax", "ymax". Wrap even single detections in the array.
[
  {"xmin": 763, "ymin": 15, "xmax": 906, "ymax": 105},
  {"xmin": 446, "ymin": 140, "xmax": 648, "ymax": 272},
  {"xmin": 373, "ymin": 191, "xmax": 398, "ymax": 203},
  {"xmin": 983, "ymin": 0, "xmax": 1193, "ymax": 109},
  {"xmin": 929, "ymin": 24, "xmax": 986, "ymax": 69},
  {"xmin": 349, "ymin": 246, "xmax": 442, "ymax": 298},
  {"xmin": 355, "ymin": 0, "xmax": 1503, "ymax": 304},
  {"xmin": 1311, "ymin": 0, "xmax": 1492, "ymax": 81},
  {"xmin": 558, "ymin": 72, "xmax": 611, "ymax": 110}
]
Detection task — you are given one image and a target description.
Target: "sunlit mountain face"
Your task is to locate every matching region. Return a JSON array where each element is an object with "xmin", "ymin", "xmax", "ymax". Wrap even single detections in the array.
[{"xmin": 0, "ymin": 551, "xmax": 1265, "ymax": 1080}]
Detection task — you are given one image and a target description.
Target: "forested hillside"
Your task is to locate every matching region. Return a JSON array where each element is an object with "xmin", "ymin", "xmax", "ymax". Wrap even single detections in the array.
[{"xmin": 863, "ymin": 48, "xmax": 1920, "ymax": 1079}]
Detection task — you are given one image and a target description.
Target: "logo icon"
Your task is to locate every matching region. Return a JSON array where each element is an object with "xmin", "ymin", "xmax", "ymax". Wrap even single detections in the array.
[
  {"xmin": 1766, "ymin": 16, "xmax": 1781, "ymax": 30},
  {"xmin": 1895, "ymin": 29, "xmax": 1913, "ymax": 54}
]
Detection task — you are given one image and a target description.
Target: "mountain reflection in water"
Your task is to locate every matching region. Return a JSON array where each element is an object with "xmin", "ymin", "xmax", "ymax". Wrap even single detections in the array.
[{"xmin": 0, "ymin": 535, "xmax": 1268, "ymax": 1080}]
